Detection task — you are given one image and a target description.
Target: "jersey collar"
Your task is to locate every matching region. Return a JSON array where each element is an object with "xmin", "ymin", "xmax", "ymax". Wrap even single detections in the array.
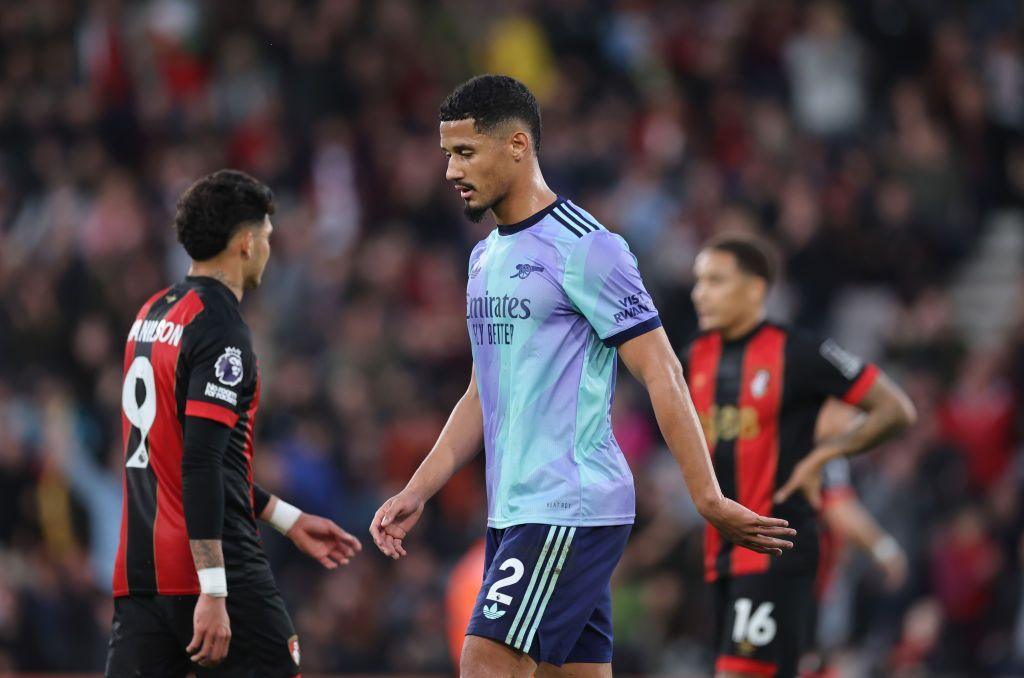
[
  {"xmin": 721, "ymin": 320, "xmax": 768, "ymax": 345},
  {"xmin": 497, "ymin": 196, "xmax": 564, "ymax": 236},
  {"xmin": 186, "ymin": 276, "xmax": 240, "ymax": 306}
]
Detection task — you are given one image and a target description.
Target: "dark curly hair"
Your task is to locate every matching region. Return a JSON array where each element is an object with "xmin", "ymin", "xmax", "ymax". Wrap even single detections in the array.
[
  {"xmin": 173, "ymin": 169, "xmax": 275, "ymax": 261},
  {"xmin": 703, "ymin": 232, "xmax": 779, "ymax": 286},
  {"xmin": 439, "ymin": 75, "xmax": 542, "ymax": 153}
]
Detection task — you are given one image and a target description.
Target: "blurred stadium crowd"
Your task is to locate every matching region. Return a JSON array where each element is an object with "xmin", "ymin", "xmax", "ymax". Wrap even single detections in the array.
[{"xmin": 1, "ymin": 0, "xmax": 1023, "ymax": 675}]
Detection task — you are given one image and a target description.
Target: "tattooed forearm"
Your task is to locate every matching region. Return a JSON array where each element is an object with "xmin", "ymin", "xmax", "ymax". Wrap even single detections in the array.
[{"xmin": 189, "ymin": 539, "xmax": 225, "ymax": 570}]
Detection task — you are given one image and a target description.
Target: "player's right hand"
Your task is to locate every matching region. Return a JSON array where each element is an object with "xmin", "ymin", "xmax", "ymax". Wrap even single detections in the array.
[
  {"xmin": 701, "ymin": 495, "xmax": 796, "ymax": 556},
  {"xmin": 188, "ymin": 594, "xmax": 231, "ymax": 668},
  {"xmin": 369, "ymin": 490, "xmax": 425, "ymax": 560}
]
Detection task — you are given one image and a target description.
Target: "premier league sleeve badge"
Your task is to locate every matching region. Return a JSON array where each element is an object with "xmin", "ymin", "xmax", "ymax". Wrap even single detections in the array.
[{"xmin": 214, "ymin": 347, "xmax": 244, "ymax": 387}]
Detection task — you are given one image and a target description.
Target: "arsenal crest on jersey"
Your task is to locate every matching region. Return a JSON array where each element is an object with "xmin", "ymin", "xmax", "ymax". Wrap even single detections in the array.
[{"xmin": 288, "ymin": 635, "xmax": 301, "ymax": 665}]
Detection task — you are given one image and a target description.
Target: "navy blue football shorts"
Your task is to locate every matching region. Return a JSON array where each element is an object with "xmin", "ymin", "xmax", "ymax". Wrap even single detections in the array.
[{"xmin": 466, "ymin": 523, "xmax": 631, "ymax": 666}]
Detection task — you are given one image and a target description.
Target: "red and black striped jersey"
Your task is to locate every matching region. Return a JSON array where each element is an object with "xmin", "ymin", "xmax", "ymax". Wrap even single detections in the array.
[
  {"xmin": 113, "ymin": 276, "xmax": 270, "ymax": 597},
  {"xmin": 681, "ymin": 321, "xmax": 878, "ymax": 582}
]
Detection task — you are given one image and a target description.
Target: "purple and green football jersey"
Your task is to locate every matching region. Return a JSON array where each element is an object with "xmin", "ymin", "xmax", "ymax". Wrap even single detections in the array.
[{"xmin": 466, "ymin": 197, "xmax": 661, "ymax": 528}]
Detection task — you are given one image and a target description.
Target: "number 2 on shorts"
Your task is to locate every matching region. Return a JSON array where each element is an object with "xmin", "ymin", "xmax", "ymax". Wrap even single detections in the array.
[{"xmin": 486, "ymin": 558, "xmax": 525, "ymax": 605}]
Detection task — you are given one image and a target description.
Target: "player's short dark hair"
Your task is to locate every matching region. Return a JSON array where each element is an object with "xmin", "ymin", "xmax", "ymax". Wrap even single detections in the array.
[
  {"xmin": 439, "ymin": 74, "xmax": 542, "ymax": 153},
  {"xmin": 174, "ymin": 169, "xmax": 275, "ymax": 261},
  {"xmin": 703, "ymin": 233, "xmax": 779, "ymax": 286}
]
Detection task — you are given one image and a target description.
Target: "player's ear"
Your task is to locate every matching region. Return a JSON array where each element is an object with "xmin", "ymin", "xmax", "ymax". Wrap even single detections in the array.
[
  {"xmin": 749, "ymin": 276, "xmax": 767, "ymax": 305},
  {"xmin": 237, "ymin": 227, "xmax": 255, "ymax": 260},
  {"xmin": 510, "ymin": 130, "xmax": 530, "ymax": 162}
]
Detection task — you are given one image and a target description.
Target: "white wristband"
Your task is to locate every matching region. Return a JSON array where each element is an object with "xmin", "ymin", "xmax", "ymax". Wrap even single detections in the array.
[
  {"xmin": 197, "ymin": 567, "xmax": 227, "ymax": 598},
  {"xmin": 872, "ymin": 535, "xmax": 900, "ymax": 564},
  {"xmin": 269, "ymin": 499, "xmax": 302, "ymax": 535}
]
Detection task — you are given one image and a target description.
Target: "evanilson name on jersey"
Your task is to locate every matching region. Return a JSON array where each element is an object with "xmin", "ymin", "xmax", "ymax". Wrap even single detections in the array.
[{"xmin": 127, "ymin": 319, "xmax": 185, "ymax": 347}]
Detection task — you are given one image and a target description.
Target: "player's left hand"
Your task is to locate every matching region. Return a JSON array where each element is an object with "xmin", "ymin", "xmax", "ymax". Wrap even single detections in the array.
[
  {"xmin": 701, "ymin": 496, "xmax": 796, "ymax": 556},
  {"xmin": 369, "ymin": 490, "xmax": 425, "ymax": 560},
  {"xmin": 774, "ymin": 449, "xmax": 831, "ymax": 508},
  {"xmin": 286, "ymin": 513, "xmax": 362, "ymax": 569}
]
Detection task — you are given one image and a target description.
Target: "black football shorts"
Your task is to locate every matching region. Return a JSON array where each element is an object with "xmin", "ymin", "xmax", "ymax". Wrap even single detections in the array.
[
  {"xmin": 106, "ymin": 579, "xmax": 300, "ymax": 678},
  {"xmin": 713, "ymin": 572, "xmax": 816, "ymax": 677}
]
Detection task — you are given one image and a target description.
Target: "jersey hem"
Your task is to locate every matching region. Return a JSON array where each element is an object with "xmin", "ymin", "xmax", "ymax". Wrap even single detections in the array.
[
  {"xmin": 487, "ymin": 514, "xmax": 635, "ymax": 529},
  {"xmin": 113, "ymin": 586, "xmax": 200, "ymax": 598},
  {"xmin": 716, "ymin": 656, "xmax": 778, "ymax": 676},
  {"xmin": 112, "ymin": 577, "xmax": 276, "ymax": 598},
  {"xmin": 704, "ymin": 567, "xmax": 819, "ymax": 583}
]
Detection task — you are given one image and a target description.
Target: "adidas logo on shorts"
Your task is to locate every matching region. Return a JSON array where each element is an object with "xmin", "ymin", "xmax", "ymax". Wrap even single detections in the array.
[{"xmin": 482, "ymin": 603, "xmax": 506, "ymax": 620}]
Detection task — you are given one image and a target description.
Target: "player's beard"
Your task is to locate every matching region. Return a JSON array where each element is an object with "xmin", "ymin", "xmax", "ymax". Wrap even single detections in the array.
[
  {"xmin": 464, "ymin": 190, "xmax": 503, "ymax": 223},
  {"xmin": 464, "ymin": 204, "xmax": 489, "ymax": 223}
]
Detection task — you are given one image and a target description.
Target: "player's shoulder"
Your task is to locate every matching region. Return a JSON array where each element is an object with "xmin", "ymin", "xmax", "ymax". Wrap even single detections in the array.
[
  {"xmin": 545, "ymin": 198, "xmax": 610, "ymax": 242},
  {"xmin": 781, "ymin": 324, "xmax": 868, "ymax": 377},
  {"xmin": 545, "ymin": 198, "xmax": 635, "ymax": 260},
  {"xmin": 774, "ymin": 322, "xmax": 821, "ymax": 350},
  {"xmin": 182, "ymin": 282, "xmax": 250, "ymax": 345},
  {"xmin": 134, "ymin": 285, "xmax": 176, "ymax": 319},
  {"xmin": 779, "ymin": 323, "xmax": 846, "ymax": 356},
  {"xmin": 773, "ymin": 323, "xmax": 827, "ymax": 366}
]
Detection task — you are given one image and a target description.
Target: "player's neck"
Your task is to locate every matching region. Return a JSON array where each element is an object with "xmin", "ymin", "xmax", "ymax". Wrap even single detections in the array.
[
  {"xmin": 722, "ymin": 312, "xmax": 765, "ymax": 341},
  {"xmin": 491, "ymin": 170, "xmax": 557, "ymax": 225},
  {"xmin": 188, "ymin": 262, "xmax": 245, "ymax": 302}
]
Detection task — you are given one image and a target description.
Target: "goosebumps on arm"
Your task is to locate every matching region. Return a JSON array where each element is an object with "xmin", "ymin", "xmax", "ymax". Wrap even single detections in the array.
[{"xmin": 182, "ymin": 416, "xmax": 230, "ymax": 573}]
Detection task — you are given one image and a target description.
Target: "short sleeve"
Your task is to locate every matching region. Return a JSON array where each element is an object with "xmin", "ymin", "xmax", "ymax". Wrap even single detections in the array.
[
  {"xmin": 182, "ymin": 318, "xmax": 254, "ymax": 428},
  {"xmin": 562, "ymin": 230, "xmax": 661, "ymax": 347},
  {"xmin": 790, "ymin": 333, "xmax": 879, "ymax": 406}
]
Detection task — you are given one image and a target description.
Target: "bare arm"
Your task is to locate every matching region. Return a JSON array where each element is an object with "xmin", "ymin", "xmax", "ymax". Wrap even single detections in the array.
[
  {"xmin": 618, "ymin": 328, "xmax": 795, "ymax": 555},
  {"xmin": 370, "ymin": 367, "xmax": 484, "ymax": 558},
  {"xmin": 618, "ymin": 329, "xmax": 720, "ymax": 510},
  {"xmin": 776, "ymin": 372, "xmax": 916, "ymax": 504},
  {"xmin": 257, "ymin": 493, "xmax": 362, "ymax": 569},
  {"xmin": 816, "ymin": 373, "xmax": 917, "ymax": 462},
  {"xmin": 823, "ymin": 497, "xmax": 886, "ymax": 554},
  {"xmin": 823, "ymin": 494, "xmax": 908, "ymax": 589}
]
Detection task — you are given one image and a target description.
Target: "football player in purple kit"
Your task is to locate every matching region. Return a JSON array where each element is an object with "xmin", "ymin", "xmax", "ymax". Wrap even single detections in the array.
[{"xmin": 369, "ymin": 75, "xmax": 797, "ymax": 678}]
